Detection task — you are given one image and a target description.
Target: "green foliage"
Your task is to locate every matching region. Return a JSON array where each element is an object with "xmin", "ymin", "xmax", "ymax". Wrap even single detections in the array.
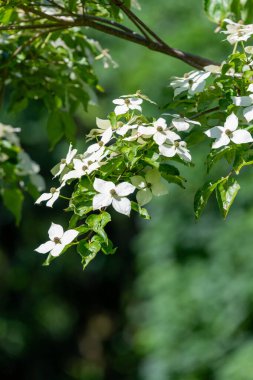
[
  {"xmin": 204, "ymin": 0, "xmax": 253, "ymax": 23},
  {"xmin": 0, "ymin": 123, "xmax": 44, "ymax": 223}
]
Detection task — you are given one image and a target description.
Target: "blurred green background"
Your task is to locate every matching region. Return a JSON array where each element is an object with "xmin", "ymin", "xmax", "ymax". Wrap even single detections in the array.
[{"xmin": 1, "ymin": 1, "xmax": 253, "ymax": 379}]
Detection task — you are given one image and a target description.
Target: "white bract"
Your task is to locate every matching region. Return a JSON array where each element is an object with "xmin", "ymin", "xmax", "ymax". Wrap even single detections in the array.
[
  {"xmin": 35, "ymin": 185, "xmax": 63, "ymax": 207},
  {"xmin": 170, "ymin": 70, "xmax": 210, "ymax": 96},
  {"xmin": 92, "ymin": 178, "xmax": 135, "ymax": 216},
  {"xmin": 171, "ymin": 114, "xmax": 200, "ymax": 132},
  {"xmin": 35, "ymin": 223, "xmax": 78, "ymax": 257},
  {"xmin": 232, "ymin": 86, "xmax": 253, "ymax": 122},
  {"xmin": 222, "ymin": 19, "xmax": 253, "ymax": 44},
  {"xmin": 131, "ymin": 169, "xmax": 168, "ymax": 206},
  {"xmin": 116, "ymin": 122, "xmax": 138, "ymax": 136},
  {"xmin": 205, "ymin": 113, "xmax": 253, "ymax": 149},
  {"xmin": 159, "ymin": 139, "xmax": 192, "ymax": 162},
  {"xmin": 112, "ymin": 97, "xmax": 143, "ymax": 115},
  {"xmin": 54, "ymin": 143, "xmax": 77, "ymax": 178}
]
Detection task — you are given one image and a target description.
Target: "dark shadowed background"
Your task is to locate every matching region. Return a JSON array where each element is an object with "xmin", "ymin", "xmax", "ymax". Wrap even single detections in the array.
[{"xmin": 1, "ymin": 2, "xmax": 253, "ymax": 380}]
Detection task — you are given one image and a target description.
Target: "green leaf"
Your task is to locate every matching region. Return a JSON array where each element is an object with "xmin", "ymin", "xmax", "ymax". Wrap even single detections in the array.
[
  {"xmin": 60, "ymin": 111, "xmax": 76, "ymax": 143},
  {"xmin": 2, "ymin": 188, "xmax": 24, "ymax": 225},
  {"xmin": 194, "ymin": 178, "xmax": 225, "ymax": 219},
  {"xmin": 131, "ymin": 201, "xmax": 151, "ymax": 220},
  {"xmin": 47, "ymin": 111, "xmax": 64, "ymax": 150},
  {"xmin": 204, "ymin": 0, "xmax": 233, "ymax": 23},
  {"xmin": 77, "ymin": 237, "xmax": 101, "ymax": 269},
  {"xmin": 86, "ymin": 212, "xmax": 111, "ymax": 242},
  {"xmin": 216, "ymin": 177, "xmax": 240, "ymax": 218}
]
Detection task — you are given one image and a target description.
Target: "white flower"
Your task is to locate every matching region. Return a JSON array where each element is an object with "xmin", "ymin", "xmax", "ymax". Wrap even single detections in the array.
[
  {"xmin": 159, "ymin": 140, "xmax": 191, "ymax": 162},
  {"xmin": 35, "ymin": 185, "xmax": 63, "ymax": 207},
  {"xmin": 35, "ymin": 223, "xmax": 78, "ymax": 257},
  {"xmin": 112, "ymin": 97, "xmax": 143, "ymax": 115},
  {"xmin": 93, "ymin": 178, "xmax": 135, "ymax": 216},
  {"xmin": 222, "ymin": 19, "xmax": 253, "ymax": 44},
  {"xmin": 54, "ymin": 143, "xmax": 77, "ymax": 177},
  {"xmin": 137, "ymin": 118, "xmax": 180, "ymax": 145},
  {"xmin": 170, "ymin": 70, "xmax": 210, "ymax": 97},
  {"xmin": 131, "ymin": 169, "xmax": 168, "ymax": 206},
  {"xmin": 233, "ymin": 88, "xmax": 253, "ymax": 122},
  {"xmin": 171, "ymin": 114, "xmax": 200, "ymax": 132},
  {"xmin": 86, "ymin": 127, "xmax": 112, "ymax": 156},
  {"xmin": 205, "ymin": 113, "xmax": 253, "ymax": 149},
  {"xmin": 62, "ymin": 157, "xmax": 101, "ymax": 182}
]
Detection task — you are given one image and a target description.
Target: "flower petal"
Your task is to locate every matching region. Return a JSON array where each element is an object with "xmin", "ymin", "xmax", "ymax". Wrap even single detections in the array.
[
  {"xmin": 93, "ymin": 193, "xmax": 112, "ymax": 210},
  {"xmin": 205, "ymin": 126, "xmax": 223, "ymax": 139},
  {"xmin": 159, "ymin": 144, "xmax": 176, "ymax": 157},
  {"xmin": 231, "ymin": 129, "xmax": 253, "ymax": 144},
  {"xmin": 112, "ymin": 197, "xmax": 131, "ymax": 216},
  {"xmin": 114, "ymin": 105, "xmax": 128, "ymax": 115},
  {"xmin": 35, "ymin": 192, "xmax": 52, "ymax": 204},
  {"xmin": 212, "ymin": 134, "xmax": 230, "ymax": 149},
  {"xmin": 131, "ymin": 176, "xmax": 146, "ymax": 189},
  {"xmin": 166, "ymin": 130, "xmax": 181, "ymax": 141},
  {"xmin": 136, "ymin": 188, "xmax": 152, "ymax": 206},
  {"xmin": 243, "ymin": 105, "xmax": 253, "ymax": 122},
  {"xmin": 116, "ymin": 182, "xmax": 135, "ymax": 196},
  {"xmin": 46, "ymin": 191, "xmax": 60, "ymax": 207},
  {"xmin": 145, "ymin": 169, "xmax": 161, "ymax": 185},
  {"xmin": 48, "ymin": 223, "xmax": 64, "ymax": 240},
  {"xmin": 96, "ymin": 117, "xmax": 111, "ymax": 130},
  {"xmin": 151, "ymin": 180, "xmax": 169, "ymax": 196},
  {"xmin": 66, "ymin": 144, "xmax": 77, "ymax": 164},
  {"xmin": 101, "ymin": 127, "xmax": 113, "ymax": 143},
  {"xmin": 35, "ymin": 240, "xmax": 55, "ymax": 254},
  {"xmin": 50, "ymin": 243, "xmax": 65, "ymax": 257},
  {"xmin": 232, "ymin": 96, "xmax": 253, "ymax": 106},
  {"xmin": 138, "ymin": 126, "xmax": 155, "ymax": 135},
  {"xmin": 177, "ymin": 147, "xmax": 192, "ymax": 162},
  {"xmin": 154, "ymin": 131, "xmax": 167, "ymax": 145},
  {"xmin": 61, "ymin": 229, "xmax": 79, "ymax": 245},
  {"xmin": 112, "ymin": 98, "xmax": 124, "ymax": 105},
  {"xmin": 93, "ymin": 178, "xmax": 115, "ymax": 194},
  {"xmin": 172, "ymin": 118, "xmax": 190, "ymax": 132},
  {"xmin": 224, "ymin": 113, "xmax": 238, "ymax": 131}
]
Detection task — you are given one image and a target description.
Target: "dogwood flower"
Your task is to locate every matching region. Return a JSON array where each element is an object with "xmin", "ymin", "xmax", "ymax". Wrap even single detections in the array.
[
  {"xmin": 62, "ymin": 157, "xmax": 101, "ymax": 182},
  {"xmin": 205, "ymin": 113, "xmax": 253, "ymax": 149},
  {"xmin": 35, "ymin": 223, "xmax": 78, "ymax": 257},
  {"xmin": 86, "ymin": 127, "xmax": 112, "ymax": 157},
  {"xmin": 232, "ymin": 87, "xmax": 253, "ymax": 122},
  {"xmin": 54, "ymin": 143, "xmax": 77, "ymax": 177},
  {"xmin": 159, "ymin": 139, "xmax": 192, "ymax": 162},
  {"xmin": 92, "ymin": 178, "xmax": 135, "ymax": 216},
  {"xmin": 170, "ymin": 70, "xmax": 210, "ymax": 96},
  {"xmin": 222, "ymin": 19, "xmax": 253, "ymax": 44},
  {"xmin": 131, "ymin": 169, "xmax": 168, "ymax": 206},
  {"xmin": 112, "ymin": 97, "xmax": 143, "ymax": 115},
  {"xmin": 137, "ymin": 118, "xmax": 179, "ymax": 145},
  {"xmin": 35, "ymin": 185, "xmax": 63, "ymax": 207}
]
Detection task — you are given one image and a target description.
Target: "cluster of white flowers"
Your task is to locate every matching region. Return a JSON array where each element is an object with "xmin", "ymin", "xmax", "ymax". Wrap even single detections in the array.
[
  {"xmin": 222, "ymin": 19, "xmax": 253, "ymax": 45},
  {"xmin": 35, "ymin": 95, "xmax": 198, "ymax": 258},
  {"xmin": 170, "ymin": 70, "xmax": 210, "ymax": 96},
  {"xmin": 205, "ymin": 113, "xmax": 253, "ymax": 149}
]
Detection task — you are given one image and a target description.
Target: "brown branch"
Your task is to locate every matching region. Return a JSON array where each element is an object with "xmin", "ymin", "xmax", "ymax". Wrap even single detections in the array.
[{"xmin": 10, "ymin": 5, "xmax": 217, "ymax": 70}]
